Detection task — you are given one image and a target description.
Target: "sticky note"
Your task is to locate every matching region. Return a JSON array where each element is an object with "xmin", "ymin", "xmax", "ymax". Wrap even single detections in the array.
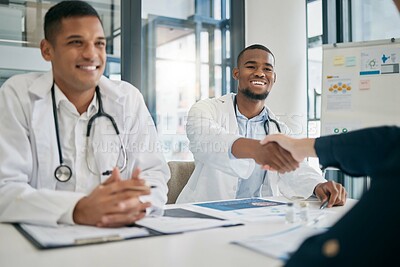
[
  {"xmin": 345, "ymin": 56, "xmax": 356, "ymax": 67},
  {"xmin": 334, "ymin": 56, "xmax": 345, "ymax": 66},
  {"xmin": 359, "ymin": 79, "xmax": 370, "ymax": 90}
]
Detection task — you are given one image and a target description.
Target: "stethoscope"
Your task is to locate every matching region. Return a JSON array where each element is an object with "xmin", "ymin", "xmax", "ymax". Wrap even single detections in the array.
[
  {"xmin": 233, "ymin": 95, "xmax": 281, "ymax": 134},
  {"xmin": 51, "ymin": 84, "xmax": 128, "ymax": 182}
]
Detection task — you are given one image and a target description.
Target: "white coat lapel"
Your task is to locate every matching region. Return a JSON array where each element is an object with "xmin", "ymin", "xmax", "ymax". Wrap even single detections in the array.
[
  {"xmin": 29, "ymin": 72, "xmax": 59, "ymax": 189},
  {"xmin": 217, "ymin": 93, "xmax": 239, "ymax": 134}
]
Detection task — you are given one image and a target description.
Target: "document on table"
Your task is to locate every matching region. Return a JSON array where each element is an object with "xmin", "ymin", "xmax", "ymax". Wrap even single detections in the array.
[
  {"xmin": 192, "ymin": 198, "xmax": 328, "ymax": 223},
  {"xmin": 192, "ymin": 198, "xmax": 288, "ymax": 222},
  {"xmin": 194, "ymin": 198, "xmax": 285, "ymax": 211},
  {"xmin": 232, "ymin": 226, "xmax": 327, "ymax": 261},
  {"xmin": 15, "ymin": 208, "xmax": 242, "ymax": 248},
  {"xmin": 136, "ymin": 208, "xmax": 242, "ymax": 234},
  {"xmin": 16, "ymin": 223, "xmax": 151, "ymax": 249}
]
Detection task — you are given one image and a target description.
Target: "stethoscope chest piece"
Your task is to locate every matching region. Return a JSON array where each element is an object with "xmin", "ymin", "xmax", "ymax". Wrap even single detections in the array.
[{"xmin": 54, "ymin": 164, "xmax": 72, "ymax": 182}]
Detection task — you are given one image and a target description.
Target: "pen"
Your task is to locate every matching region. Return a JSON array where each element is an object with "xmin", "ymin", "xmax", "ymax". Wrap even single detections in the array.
[
  {"xmin": 319, "ymin": 200, "xmax": 329, "ymax": 210},
  {"xmin": 126, "ymin": 185, "xmax": 157, "ymax": 191}
]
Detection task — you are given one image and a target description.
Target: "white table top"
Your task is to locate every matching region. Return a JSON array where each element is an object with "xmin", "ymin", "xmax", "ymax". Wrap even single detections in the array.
[{"xmin": 0, "ymin": 197, "xmax": 356, "ymax": 267}]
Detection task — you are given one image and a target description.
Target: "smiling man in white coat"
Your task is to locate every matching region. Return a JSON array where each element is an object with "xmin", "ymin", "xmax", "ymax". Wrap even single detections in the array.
[
  {"xmin": 177, "ymin": 44, "xmax": 346, "ymax": 207},
  {"xmin": 0, "ymin": 1, "xmax": 169, "ymax": 227}
]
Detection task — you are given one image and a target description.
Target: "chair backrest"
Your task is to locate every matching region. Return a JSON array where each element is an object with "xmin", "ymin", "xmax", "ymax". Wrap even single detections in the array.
[{"xmin": 167, "ymin": 161, "xmax": 195, "ymax": 204}]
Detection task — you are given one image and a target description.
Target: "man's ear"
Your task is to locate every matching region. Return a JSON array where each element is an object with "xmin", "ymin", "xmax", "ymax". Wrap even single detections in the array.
[
  {"xmin": 232, "ymin": 67, "xmax": 239, "ymax": 80},
  {"xmin": 394, "ymin": 0, "xmax": 400, "ymax": 13},
  {"xmin": 273, "ymin": 72, "xmax": 277, "ymax": 83},
  {"xmin": 40, "ymin": 39, "xmax": 52, "ymax": 62}
]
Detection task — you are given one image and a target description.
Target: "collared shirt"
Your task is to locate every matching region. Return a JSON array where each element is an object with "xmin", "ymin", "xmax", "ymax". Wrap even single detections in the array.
[
  {"xmin": 54, "ymin": 85, "xmax": 101, "ymax": 193},
  {"xmin": 234, "ymin": 103, "xmax": 273, "ymax": 198}
]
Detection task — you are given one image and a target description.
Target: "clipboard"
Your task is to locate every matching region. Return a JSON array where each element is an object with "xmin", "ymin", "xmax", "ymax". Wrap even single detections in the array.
[
  {"xmin": 14, "ymin": 208, "xmax": 242, "ymax": 249},
  {"xmin": 14, "ymin": 223, "xmax": 163, "ymax": 250}
]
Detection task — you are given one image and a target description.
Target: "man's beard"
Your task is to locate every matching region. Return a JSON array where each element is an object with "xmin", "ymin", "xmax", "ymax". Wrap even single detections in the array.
[{"xmin": 240, "ymin": 87, "xmax": 269, "ymax": 100}]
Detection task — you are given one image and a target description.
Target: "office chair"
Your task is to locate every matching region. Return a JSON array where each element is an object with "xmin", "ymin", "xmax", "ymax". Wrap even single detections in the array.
[{"xmin": 167, "ymin": 161, "xmax": 195, "ymax": 204}]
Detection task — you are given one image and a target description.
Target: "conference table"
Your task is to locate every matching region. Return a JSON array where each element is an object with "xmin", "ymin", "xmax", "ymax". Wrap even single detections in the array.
[{"xmin": 0, "ymin": 197, "xmax": 356, "ymax": 267}]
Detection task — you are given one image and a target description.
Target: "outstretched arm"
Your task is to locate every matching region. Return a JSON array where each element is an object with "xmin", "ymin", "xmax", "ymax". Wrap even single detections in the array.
[
  {"xmin": 261, "ymin": 126, "xmax": 400, "ymax": 177},
  {"xmin": 232, "ymin": 138, "xmax": 299, "ymax": 173},
  {"xmin": 186, "ymin": 99, "xmax": 298, "ymax": 176}
]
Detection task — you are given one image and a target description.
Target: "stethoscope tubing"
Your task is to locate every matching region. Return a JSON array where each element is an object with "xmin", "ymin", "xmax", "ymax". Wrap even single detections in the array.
[
  {"xmin": 51, "ymin": 84, "xmax": 127, "ymax": 182},
  {"xmin": 51, "ymin": 84, "xmax": 73, "ymax": 182},
  {"xmin": 233, "ymin": 95, "xmax": 281, "ymax": 134}
]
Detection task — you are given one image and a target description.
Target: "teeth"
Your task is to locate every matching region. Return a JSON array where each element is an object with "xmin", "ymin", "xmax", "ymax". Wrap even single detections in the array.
[
  {"xmin": 252, "ymin": 81, "xmax": 265, "ymax": 85},
  {"xmin": 79, "ymin": 66, "xmax": 97, "ymax": 70}
]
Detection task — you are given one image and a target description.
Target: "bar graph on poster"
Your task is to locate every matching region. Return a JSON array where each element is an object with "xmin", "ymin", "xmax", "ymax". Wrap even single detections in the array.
[{"xmin": 321, "ymin": 38, "xmax": 400, "ymax": 136}]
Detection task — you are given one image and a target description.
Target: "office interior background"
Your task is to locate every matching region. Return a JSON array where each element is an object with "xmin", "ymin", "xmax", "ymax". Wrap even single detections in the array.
[{"xmin": 1, "ymin": 0, "xmax": 399, "ymax": 198}]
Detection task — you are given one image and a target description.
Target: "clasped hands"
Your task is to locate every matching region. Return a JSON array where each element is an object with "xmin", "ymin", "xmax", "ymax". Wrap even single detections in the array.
[
  {"xmin": 257, "ymin": 134, "xmax": 347, "ymax": 208},
  {"xmin": 73, "ymin": 168, "xmax": 151, "ymax": 227}
]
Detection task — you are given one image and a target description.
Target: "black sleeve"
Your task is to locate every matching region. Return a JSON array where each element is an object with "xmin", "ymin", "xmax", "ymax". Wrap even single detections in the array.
[
  {"xmin": 315, "ymin": 126, "xmax": 400, "ymax": 178},
  {"xmin": 286, "ymin": 126, "xmax": 400, "ymax": 267}
]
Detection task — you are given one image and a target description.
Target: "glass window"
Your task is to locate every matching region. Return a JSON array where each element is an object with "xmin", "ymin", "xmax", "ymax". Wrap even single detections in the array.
[
  {"xmin": 315, "ymin": 0, "xmax": 385, "ymax": 197},
  {"xmin": 307, "ymin": 0, "xmax": 323, "ymax": 38},
  {"xmin": 142, "ymin": 0, "xmax": 230, "ymax": 161},
  {"xmin": 307, "ymin": 0, "xmax": 323, "ymax": 121},
  {"xmin": 307, "ymin": 0, "xmax": 323, "ymax": 169},
  {"xmin": 0, "ymin": 0, "xmax": 238, "ymax": 163},
  {"xmin": 0, "ymin": 0, "xmax": 121, "ymax": 87},
  {"xmin": 352, "ymin": 0, "xmax": 400, "ymax": 42}
]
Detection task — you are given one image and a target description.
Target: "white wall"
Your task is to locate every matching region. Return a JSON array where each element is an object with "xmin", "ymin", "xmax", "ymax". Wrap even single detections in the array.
[{"xmin": 245, "ymin": 0, "xmax": 307, "ymax": 137}]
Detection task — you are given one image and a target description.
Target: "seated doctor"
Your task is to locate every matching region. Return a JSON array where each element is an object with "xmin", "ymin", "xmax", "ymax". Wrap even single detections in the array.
[
  {"xmin": 0, "ymin": 1, "xmax": 169, "ymax": 227},
  {"xmin": 176, "ymin": 44, "xmax": 346, "ymax": 207}
]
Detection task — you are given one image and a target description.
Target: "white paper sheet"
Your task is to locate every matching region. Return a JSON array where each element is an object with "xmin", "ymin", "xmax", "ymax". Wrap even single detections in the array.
[
  {"xmin": 136, "ymin": 216, "xmax": 241, "ymax": 234},
  {"xmin": 232, "ymin": 225, "xmax": 327, "ymax": 261},
  {"xmin": 19, "ymin": 223, "xmax": 150, "ymax": 247}
]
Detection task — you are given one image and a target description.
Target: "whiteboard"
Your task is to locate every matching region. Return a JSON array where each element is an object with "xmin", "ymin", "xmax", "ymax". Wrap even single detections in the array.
[{"xmin": 320, "ymin": 38, "xmax": 400, "ymax": 136}]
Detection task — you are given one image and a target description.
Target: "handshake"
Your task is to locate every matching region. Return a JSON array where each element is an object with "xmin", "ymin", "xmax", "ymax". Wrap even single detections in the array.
[
  {"xmin": 255, "ymin": 134, "xmax": 347, "ymax": 208},
  {"xmin": 256, "ymin": 134, "xmax": 317, "ymax": 174}
]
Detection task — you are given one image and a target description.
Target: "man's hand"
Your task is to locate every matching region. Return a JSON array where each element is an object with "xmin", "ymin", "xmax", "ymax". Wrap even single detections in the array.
[
  {"xmin": 254, "ymin": 142, "xmax": 299, "ymax": 173},
  {"xmin": 232, "ymin": 138, "xmax": 299, "ymax": 174},
  {"xmin": 314, "ymin": 181, "xmax": 347, "ymax": 208},
  {"xmin": 259, "ymin": 134, "xmax": 317, "ymax": 171},
  {"xmin": 260, "ymin": 135, "xmax": 347, "ymax": 207},
  {"xmin": 260, "ymin": 134, "xmax": 317, "ymax": 162},
  {"xmin": 73, "ymin": 168, "xmax": 151, "ymax": 227}
]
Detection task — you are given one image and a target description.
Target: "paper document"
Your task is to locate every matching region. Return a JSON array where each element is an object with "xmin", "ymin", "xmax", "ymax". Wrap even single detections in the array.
[
  {"xmin": 136, "ymin": 215, "xmax": 241, "ymax": 234},
  {"xmin": 17, "ymin": 223, "xmax": 150, "ymax": 248},
  {"xmin": 192, "ymin": 198, "xmax": 329, "ymax": 223},
  {"xmin": 164, "ymin": 208, "xmax": 224, "ymax": 219},
  {"xmin": 195, "ymin": 198, "xmax": 285, "ymax": 211},
  {"xmin": 232, "ymin": 226, "xmax": 327, "ymax": 261},
  {"xmin": 192, "ymin": 198, "xmax": 288, "ymax": 222}
]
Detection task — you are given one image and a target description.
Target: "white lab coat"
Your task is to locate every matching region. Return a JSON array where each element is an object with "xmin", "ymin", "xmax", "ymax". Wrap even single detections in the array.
[
  {"xmin": 176, "ymin": 93, "xmax": 325, "ymax": 203},
  {"xmin": 0, "ymin": 71, "xmax": 170, "ymax": 226}
]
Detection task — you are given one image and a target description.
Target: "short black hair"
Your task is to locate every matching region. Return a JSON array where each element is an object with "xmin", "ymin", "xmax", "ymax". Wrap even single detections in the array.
[
  {"xmin": 236, "ymin": 44, "xmax": 275, "ymax": 66},
  {"xmin": 44, "ymin": 0, "xmax": 102, "ymax": 44}
]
